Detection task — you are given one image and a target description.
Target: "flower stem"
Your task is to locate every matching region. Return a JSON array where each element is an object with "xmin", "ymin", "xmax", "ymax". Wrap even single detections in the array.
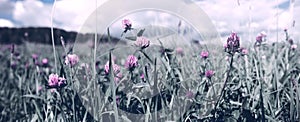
[
  {"xmin": 108, "ymin": 30, "xmax": 119, "ymax": 122},
  {"xmin": 51, "ymin": 0, "xmax": 57, "ymax": 73},
  {"xmin": 214, "ymin": 54, "xmax": 234, "ymax": 111}
]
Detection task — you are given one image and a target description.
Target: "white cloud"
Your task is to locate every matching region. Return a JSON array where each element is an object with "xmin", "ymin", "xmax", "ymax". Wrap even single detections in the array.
[
  {"xmin": 197, "ymin": 0, "xmax": 293, "ymax": 34},
  {"xmin": 11, "ymin": 0, "xmax": 107, "ymax": 31},
  {"xmin": 13, "ymin": 0, "xmax": 52, "ymax": 27},
  {"xmin": 197, "ymin": 0, "xmax": 290, "ymax": 32},
  {"xmin": 288, "ymin": 4, "xmax": 300, "ymax": 41},
  {"xmin": 2, "ymin": 0, "xmax": 298, "ymax": 42},
  {"xmin": 53, "ymin": 0, "xmax": 107, "ymax": 31},
  {"xmin": 0, "ymin": 18, "xmax": 14, "ymax": 27}
]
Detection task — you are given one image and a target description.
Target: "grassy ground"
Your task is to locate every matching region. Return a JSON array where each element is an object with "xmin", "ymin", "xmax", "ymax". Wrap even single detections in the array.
[{"xmin": 0, "ymin": 29, "xmax": 299, "ymax": 122}]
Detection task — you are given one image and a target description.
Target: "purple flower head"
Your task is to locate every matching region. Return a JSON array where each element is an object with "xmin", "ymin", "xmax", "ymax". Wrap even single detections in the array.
[
  {"xmin": 140, "ymin": 73, "xmax": 145, "ymax": 79},
  {"xmin": 240, "ymin": 47, "xmax": 248, "ymax": 55},
  {"xmin": 225, "ymin": 31, "xmax": 240, "ymax": 53},
  {"xmin": 104, "ymin": 61, "xmax": 120, "ymax": 74},
  {"xmin": 260, "ymin": 31, "xmax": 267, "ymax": 37},
  {"xmin": 125, "ymin": 55, "xmax": 138, "ymax": 71},
  {"xmin": 256, "ymin": 35, "xmax": 263, "ymax": 43},
  {"xmin": 122, "ymin": 19, "xmax": 133, "ymax": 34},
  {"xmin": 242, "ymin": 49, "xmax": 248, "ymax": 55},
  {"xmin": 116, "ymin": 72, "xmax": 122, "ymax": 78},
  {"xmin": 38, "ymin": 86, "xmax": 43, "ymax": 92},
  {"xmin": 223, "ymin": 43, "xmax": 228, "ymax": 48},
  {"xmin": 291, "ymin": 44, "xmax": 297, "ymax": 50},
  {"xmin": 48, "ymin": 73, "xmax": 66, "ymax": 88},
  {"xmin": 228, "ymin": 32, "xmax": 240, "ymax": 45},
  {"xmin": 58, "ymin": 77, "xmax": 66, "ymax": 86},
  {"xmin": 200, "ymin": 51, "xmax": 209, "ymax": 59},
  {"xmin": 42, "ymin": 58, "xmax": 48, "ymax": 65},
  {"xmin": 176, "ymin": 47, "xmax": 184, "ymax": 56},
  {"xmin": 80, "ymin": 63, "xmax": 89, "ymax": 70},
  {"xmin": 48, "ymin": 74, "xmax": 59, "ymax": 87},
  {"xmin": 225, "ymin": 56, "xmax": 230, "ymax": 61},
  {"xmin": 185, "ymin": 90, "xmax": 194, "ymax": 99},
  {"xmin": 32, "ymin": 54, "xmax": 38, "ymax": 60},
  {"xmin": 65, "ymin": 54, "xmax": 79, "ymax": 66},
  {"xmin": 114, "ymin": 73, "xmax": 123, "ymax": 84},
  {"xmin": 114, "ymin": 77, "xmax": 121, "ymax": 84},
  {"xmin": 256, "ymin": 31, "xmax": 267, "ymax": 44},
  {"xmin": 41, "ymin": 58, "xmax": 49, "ymax": 67},
  {"xmin": 122, "ymin": 19, "xmax": 132, "ymax": 29},
  {"xmin": 135, "ymin": 37, "xmax": 150, "ymax": 49},
  {"xmin": 205, "ymin": 70, "xmax": 214, "ymax": 79}
]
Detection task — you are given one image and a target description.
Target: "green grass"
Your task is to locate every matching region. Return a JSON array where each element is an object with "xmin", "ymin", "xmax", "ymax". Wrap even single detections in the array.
[{"xmin": 0, "ymin": 29, "xmax": 299, "ymax": 122}]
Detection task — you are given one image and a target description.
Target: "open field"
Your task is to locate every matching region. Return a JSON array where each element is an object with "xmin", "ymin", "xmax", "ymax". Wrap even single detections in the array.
[{"xmin": 0, "ymin": 26, "xmax": 299, "ymax": 122}]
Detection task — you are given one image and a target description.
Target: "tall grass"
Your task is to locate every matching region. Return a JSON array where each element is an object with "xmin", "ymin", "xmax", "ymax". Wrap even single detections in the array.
[
  {"xmin": 0, "ymin": 26, "xmax": 299, "ymax": 121},
  {"xmin": 0, "ymin": 1, "xmax": 299, "ymax": 121}
]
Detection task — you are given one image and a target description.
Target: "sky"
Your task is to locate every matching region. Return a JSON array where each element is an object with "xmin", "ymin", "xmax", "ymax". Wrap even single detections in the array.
[{"xmin": 0, "ymin": 0, "xmax": 299, "ymax": 43}]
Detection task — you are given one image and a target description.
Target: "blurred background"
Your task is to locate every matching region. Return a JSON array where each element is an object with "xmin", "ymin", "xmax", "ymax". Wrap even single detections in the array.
[{"xmin": 0, "ymin": 0, "xmax": 299, "ymax": 44}]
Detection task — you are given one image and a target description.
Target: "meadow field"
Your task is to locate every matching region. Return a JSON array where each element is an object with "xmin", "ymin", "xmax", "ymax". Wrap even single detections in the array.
[{"xmin": 0, "ymin": 20, "xmax": 299, "ymax": 122}]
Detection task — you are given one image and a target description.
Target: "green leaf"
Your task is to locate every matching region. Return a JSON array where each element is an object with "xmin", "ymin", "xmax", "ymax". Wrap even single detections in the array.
[
  {"xmin": 164, "ymin": 48, "xmax": 174, "ymax": 53},
  {"xmin": 139, "ymin": 50, "xmax": 153, "ymax": 64},
  {"xmin": 22, "ymin": 94, "xmax": 45, "ymax": 101},
  {"xmin": 137, "ymin": 29, "xmax": 145, "ymax": 37},
  {"xmin": 125, "ymin": 36, "xmax": 137, "ymax": 41}
]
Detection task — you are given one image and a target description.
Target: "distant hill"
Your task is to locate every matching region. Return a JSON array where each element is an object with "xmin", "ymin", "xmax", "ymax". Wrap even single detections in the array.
[{"xmin": 0, "ymin": 27, "xmax": 123, "ymax": 45}]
